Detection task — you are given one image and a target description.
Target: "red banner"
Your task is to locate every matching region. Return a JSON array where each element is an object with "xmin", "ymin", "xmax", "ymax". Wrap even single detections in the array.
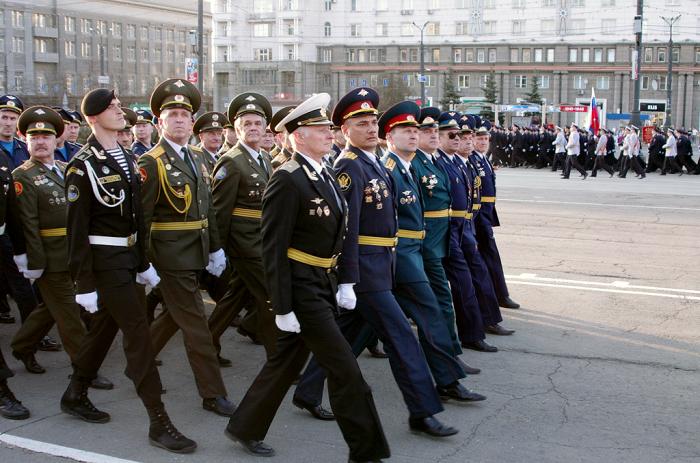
[{"xmin": 560, "ymin": 105, "xmax": 587, "ymax": 113}]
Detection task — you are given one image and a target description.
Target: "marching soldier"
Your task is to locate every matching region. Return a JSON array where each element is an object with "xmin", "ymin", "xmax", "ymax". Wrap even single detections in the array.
[
  {"xmin": 224, "ymin": 93, "xmax": 390, "ymax": 461},
  {"xmin": 646, "ymin": 127, "xmax": 665, "ymax": 173},
  {"xmin": 9, "ymin": 106, "xmax": 113, "ymax": 387},
  {"xmin": 138, "ymin": 79, "xmax": 235, "ymax": 417},
  {"xmin": 193, "ymin": 111, "xmax": 227, "ymax": 173},
  {"xmin": 591, "ymin": 129, "xmax": 615, "ymax": 177},
  {"xmin": 208, "ymin": 92, "xmax": 278, "ymax": 358},
  {"xmin": 61, "ymin": 88, "xmax": 196, "ymax": 453},
  {"xmin": 131, "ymin": 109, "xmax": 156, "ymax": 157},
  {"xmin": 551, "ymin": 126, "xmax": 567, "ymax": 172},
  {"xmin": 661, "ymin": 127, "xmax": 683, "ymax": 176},
  {"xmin": 562, "ymin": 123, "xmax": 588, "ymax": 179}
]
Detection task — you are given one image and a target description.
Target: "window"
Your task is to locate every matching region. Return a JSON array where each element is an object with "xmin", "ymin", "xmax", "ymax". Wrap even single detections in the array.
[
  {"xmin": 255, "ymin": 48, "xmax": 272, "ymax": 61},
  {"xmin": 254, "ymin": 23, "xmax": 272, "ymax": 37},
  {"xmin": 355, "ymin": 49, "xmax": 365, "ymax": 62},
  {"xmin": 127, "ymin": 46, "xmax": 135, "ymax": 61},
  {"xmin": 399, "ymin": 48, "xmax": 408, "ymax": 62},
  {"xmin": 113, "ymin": 23, "xmax": 122, "ymax": 37},
  {"xmin": 454, "ymin": 48, "xmax": 462, "ymax": 63},
  {"xmin": 217, "ymin": 46, "xmax": 228, "ymax": 62},
  {"xmin": 36, "ymin": 74, "xmax": 48, "ymax": 94},
  {"xmin": 601, "ymin": 0, "xmax": 615, "ymax": 5},
  {"xmin": 456, "ymin": 21, "xmax": 469, "ymax": 35},
  {"xmin": 594, "ymin": 48, "xmax": 603, "ymax": 63},
  {"xmin": 285, "ymin": 44, "xmax": 297, "ymax": 60},
  {"xmin": 658, "ymin": 48, "xmax": 666, "ymax": 63},
  {"xmin": 458, "ymin": 75, "xmax": 470, "ymax": 88},
  {"xmin": 166, "ymin": 47, "xmax": 174, "ymax": 62},
  {"xmin": 464, "ymin": 49, "xmax": 474, "ymax": 62},
  {"xmin": 541, "ymin": 19, "xmax": 555, "ymax": 34},
  {"xmin": 13, "ymin": 73, "xmax": 24, "ymax": 92},
  {"xmin": 82, "ymin": 76, "xmax": 91, "ymax": 93},
  {"xmin": 33, "ymin": 13, "xmax": 51, "ymax": 28},
  {"xmin": 602, "ymin": 19, "xmax": 615, "ymax": 34},
  {"xmin": 512, "ymin": 20, "xmax": 524, "ymax": 35},
  {"xmin": 570, "ymin": 0, "xmax": 584, "ymax": 6},
  {"xmin": 80, "ymin": 19, "xmax": 91, "ymax": 34},
  {"xmin": 513, "ymin": 0, "xmax": 526, "ymax": 7},
  {"xmin": 488, "ymin": 48, "xmax": 496, "ymax": 63},
  {"xmin": 376, "ymin": 23, "xmax": 388, "ymax": 36},
  {"xmin": 537, "ymin": 75, "xmax": 550, "ymax": 89},
  {"xmin": 542, "ymin": 0, "xmax": 556, "ymax": 5},
  {"xmin": 81, "ymin": 42, "xmax": 91, "ymax": 58},
  {"xmin": 483, "ymin": 21, "xmax": 496, "ymax": 34},
  {"xmin": 573, "ymin": 75, "xmax": 586, "ymax": 89},
  {"xmin": 351, "ymin": 0, "xmax": 358, "ymax": 11},
  {"xmin": 12, "ymin": 11, "xmax": 24, "ymax": 28},
  {"xmin": 140, "ymin": 26, "xmax": 148, "ymax": 40},
  {"xmin": 546, "ymin": 48, "xmax": 555, "ymax": 62},
  {"xmin": 65, "ymin": 40, "xmax": 75, "ymax": 57},
  {"xmin": 658, "ymin": 76, "xmax": 668, "ymax": 91},
  {"xmin": 378, "ymin": 49, "xmax": 386, "ymax": 62},
  {"xmin": 402, "ymin": 0, "xmax": 414, "ymax": 9},
  {"xmin": 127, "ymin": 24, "xmax": 136, "ymax": 39},
  {"xmin": 484, "ymin": 0, "xmax": 495, "ymax": 7},
  {"xmin": 65, "ymin": 17, "xmax": 75, "ymax": 32},
  {"xmin": 369, "ymin": 49, "xmax": 378, "ymax": 63},
  {"xmin": 218, "ymin": 21, "xmax": 228, "ymax": 37},
  {"xmin": 426, "ymin": 22, "xmax": 440, "ymax": 36},
  {"xmin": 641, "ymin": 75, "xmax": 649, "ymax": 90},
  {"xmin": 410, "ymin": 48, "xmax": 419, "ymax": 62},
  {"xmin": 514, "ymin": 75, "xmax": 528, "ymax": 88},
  {"xmin": 324, "ymin": 22, "xmax": 331, "ymax": 37},
  {"xmin": 607, "ymin": 48, "xmax": 616, "ymax": 62},
  {"xmin": 401, "ymin": 22, "xmax": 413, "ymax": 36},
  {"xmin": 432, "ymin": 48, "xmax": 440, "ymax": 63},
  {"xmin": 522, "ymin": 49, "xmax": 531, "ymax": 63},
  {"xmin": 284, "ymin": 19, "xmax": 295, "ymax": 35},
  {"xmin": 569, "ymin": 19, "xmax": 585, "ymax": 34},
  {"xmin": 347, "ymin": 49, "xmax": 356, "ymax": 62},
  {"xmin": 254, "ymin": 0, "xmax": 274, "ymax": 13},
  {"xmin": 376, "ymin": 0, "xmax": 388, "ymax": 9},
  {"xmin": 477, "ymin": 48, "xmax": 485, "ymax": 63},
  {"xmin": 65, "ymin": 74, "xmax": 75, "ymax": 94},
  {"xmin": 97, "ymin": 20, "xmax": 108, "ymax": 35},
  {"xmin": 596, "ymin": 76, "xmax": 610, "ymax": 89},
  {"xmin": 480, "ymin": 75, "xmax": 490, "ymax": 87},
  {"xmin": 695, "ymin": 48, "xmax": 700, "ymax": 63},
  {"xmin": 672, "ymin": 47, "xmax": 679, "ymax": 63},
  {"xmin": 350, "ymin": 24, "xmax": 361, "ymax": 37},
  {"xmin": 426, "ymin": 75, "xmax": 435, "ymax": 88},
  {"xmin": 644, "ymin": 47, "xmax": 653, "ymax": 62},
  {"xmin": 569, "ymin": 48, "xmax": 578, "ymax": 62},
  {"xmin": 12, "ymin": 37, "xmax": 24, "ymax": 53},
  {"xmin": 581, "ymin": 48, "xmax": 590, "ymax": 62},
  {"xmin": 113, "ymin": 45, "xmax": 122, "ymax": 61},
  {"xmin": 166, "ymin": 29, "xmax": 174, "ymax": 41},
  {"xmin": 324, "ymin": 0, "xmax": 332, "ymax": 11},
  {"xmin": 154, "ymin": 48, "xmax": 162, "ymax": 61},
  {"xmin": 35, "ymin": 38, "xmax": 49, "ymax": 53},
  {"xmin": 510, "ymin": 49, "xmax": 519, "ymax": 62},
  {"xmin": 534, "ymin": 48, "xmax": 543, "ymax": 62}
]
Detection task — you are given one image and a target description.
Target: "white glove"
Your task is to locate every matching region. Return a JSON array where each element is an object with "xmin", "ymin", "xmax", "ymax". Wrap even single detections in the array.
[
  {"xmin": 206, "ymin": 248, "xmax": 226, "ymax": 277},
  {"xmin": 76, "ymin": 291, "xmax": 99, "ymax": 314},
  {"xmin": 336, "ymin": 283, "xmax": 357, "ymax": 310},
  {"xmin": 23, "ymin": 268, "xmax": 44, "ymax": 280},
  {"xmin": 275, "ymin": 312, "xmax": 301, "ymax": 333},
  {"xmin": 136, "ymin": 263, "xmax": 160, "ymax": 288},
  {"xmin": 13, "ymin": 254, "xmax": 28, "ymax": 273}
]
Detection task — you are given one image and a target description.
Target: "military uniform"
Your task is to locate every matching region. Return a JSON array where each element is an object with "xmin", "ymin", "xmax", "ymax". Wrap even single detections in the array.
[
  {"xmin": 193, "ymin": 111, "xmax": 227, "ymax": 173},
  {"xmin": 138, "ymin": 78, "xmax": 230, "ymax": 406},
  {"xmin": 131, "ymin": 110, "xmax": 156, "ymax": 157},
  {"xmin": 226, "ymin": 94, "xmax": 390, "ymax": 462}
]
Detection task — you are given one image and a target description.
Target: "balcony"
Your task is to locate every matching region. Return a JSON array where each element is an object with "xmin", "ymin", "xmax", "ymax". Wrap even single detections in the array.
[
  {"xmin": 34, "ymin": 52, "xmax": 59, "ymax": 63},
  {"xmin": 33, "ymin": 27, "xmax": 58, "ymax": 38},
  {"xmin": 248, "ymin": 12, "xmax": 275, "ymax": 22}
]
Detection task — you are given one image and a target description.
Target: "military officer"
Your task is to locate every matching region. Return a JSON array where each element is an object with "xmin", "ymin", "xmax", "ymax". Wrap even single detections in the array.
[
  {"xmin": 138, "ymin": 78, "xmax": 235, "ymax": 417},
  {"xmin": 294, "ymin": 88, "xmax": 457, "ymax": 438},
  {"xmin": 9, "ymin": 106, "xmax": 113, "ymax": 389},
  {"xmin": 131, "ymin": 109, "xmax": 156, "ymax": 157},
  {"xmin": 208, "ymin": 92, "xmax": 278, "ymax": 359},
  {"xmin": 61, "ymin": 88, "xmax": 196, "ymax": 453},
  {"xmin": 53, "ymin": 108, "xmax": 82, "ymax": 162},
  {"xmin": 269, "ymin": 105, "xmax": 296, "ymax": 169},
  {"xmin": 194, "ymin": 111, "xmax": 227, "ymax": 173},
  {"xmin": 218, "ymin": 119, "xmax": 238, "ymax": 155},
  {"xmin": 0, "ymin": 95, "xmax": 29, "ymax": 169},
  {"xmin": 64, "ymin": 110, "xmax": 83, "ymax": 146},
  {"xmin": 661, "ymin": 127, "xmax": 682, "ymax": 176},
  {"xmin": 225, "ymin": 93, "xmax": 390, "ymax": 462},
  {"xmin": 117, "ymin": 107, "xmax": 137, "ymax": 151}
]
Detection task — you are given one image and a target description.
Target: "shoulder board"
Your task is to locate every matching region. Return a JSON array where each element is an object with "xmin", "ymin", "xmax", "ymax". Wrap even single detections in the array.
[
  {"xmin": 189, "ymin": 144, "xmax": 203, "ymax": 153},
  {"xmin": 342, "ymin": 151, "xmax": 358, "ymax": 160},
  {"xmin": 73, "ymin": 144, "xmax": 94, "ymax": 161},
  {"xmin": 279, "ymin": 159, "xmax": 300, "ymax": 173},
  {"xmin": 146, "ymin": 145, "xmax": 165, "ymax": 159},
  {"xmin": 384, "ymin": 158, "xmax": 396, "ymax": 171},
  {"xmin": 17, "ymin": 160, "xmax": 34, "ymax": 171},
  {"xmin": 55, "ymin": 160, "xmax": 67, "ymax": 169}
]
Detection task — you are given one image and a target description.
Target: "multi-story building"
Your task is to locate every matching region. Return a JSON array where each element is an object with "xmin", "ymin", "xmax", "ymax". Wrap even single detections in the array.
[
  {"xmin": 1, "ymin": 0, "xmax": 212, "ymax": 110},
  {"xmin": 212, "ymin": 0, "xmax": 700, "ymax": 128}
]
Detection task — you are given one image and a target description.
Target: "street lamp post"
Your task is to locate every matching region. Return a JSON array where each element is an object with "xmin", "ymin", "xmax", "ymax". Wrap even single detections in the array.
[
  {"xmin": 630, "ymin": 0, "xmax": 643, "ymax": 127},
  {"xmin": 412, "ymin": 21, "xmax": 428, "ymax": 107},
  {"xmin": 661, "ymin": 14, "xmax": 681, "ymax": 127}
]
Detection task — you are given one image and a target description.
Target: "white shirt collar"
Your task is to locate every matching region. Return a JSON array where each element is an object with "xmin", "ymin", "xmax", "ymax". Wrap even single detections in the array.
[
  {"xmin": 360, "ymin": 149, "xmax": 379, "ymax": 164},
  {"xmin": 392, "ymin": 153, "xmax": 413, "ymax": 172},
  {"xmin": 240, "ymin": 141, "xmax": 261, "ymax": 160},
  {"xmin": 163, "ymin": 136, "xmax": 187, "ymax": 159},
  {"xmin": 42, "ymin": 161, "xmax": 58, "ymax": 171},
  {"xmin": 298, "ymin": 152, "xmax": 325, "ymax": 175},
  {"xmin": 444, "ymin": 152, "xmax": 454, "ymax": 161}
]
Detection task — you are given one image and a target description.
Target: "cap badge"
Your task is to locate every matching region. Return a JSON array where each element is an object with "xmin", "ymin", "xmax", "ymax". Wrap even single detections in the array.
[
  {"xmin": 358, "ymin": 89, "xmax": 369, "ymax": 96},
  {"xmin": 424, "ymin": 117, "xmax": 434, "ymax": 124},
  {"xmin": 361, "ymin": 102, "xmax": 370, "ymax": 109},
  {"xmin": 245, "ymin": 95, "xmax": 256, "ymax": 102},
  {"xmin": 174, "ymin": 95, "xmax": 185, "ymax": 102},
  {"xmin": 35, "ymin": 108, "xmax": 45, "ymax": 115},
  {"xmin": 174, "ymin": 80, "xmax": 185, "ymax": 88},
  {"xmin": 407, "ymin": 115, "xmax": 415, "ymax": 121},
  {"xmin": 319, "ymin": 108, "xmax": 327, "ymax": 118},
  {"xmin": 212, "ymin": 121, "xmax": 219, "ymax": 127},
  {"xmin": 7, "ymin": 101, "xmax": 15, "ymax": 107},
  {"xmin": 36, "ymin": 122, "xmax": 45, "ymax": 129},
  {"xmin": 212, "ymin": 114, "xmax": 219, "ymax": 121},
  {"xmin": 246, "ymin": 104, "xmax": 256, "ymax": 110}
]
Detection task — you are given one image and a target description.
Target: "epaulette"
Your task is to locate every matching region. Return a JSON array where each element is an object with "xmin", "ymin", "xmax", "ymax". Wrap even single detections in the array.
[
  {"xmin": 17, "ymin": 160, "xmax": 34, "ymax": 171},
  {"xmin": 189, "ymin": 144, "xmax": 203, "ymax": 153},
  {"xmin": 146, "ymin": 145, "xmax": 165, "ymax": 159},
  {"xmin": 342, "ymin": 151, "xmax": 358, "ymax": 160},
  {"xmin": 73, "ymin": 144, "xmax": 94, "ymax": 161},
  {"xmin": 280, "ymin": 159, "xmax": 300, "ymax": 173},
  {"xmin": 384, "ymin": 158, "xmax": 396, "ymax": 171}
]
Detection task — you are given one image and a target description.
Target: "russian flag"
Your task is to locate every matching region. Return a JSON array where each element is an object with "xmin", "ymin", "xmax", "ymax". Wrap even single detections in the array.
[{"xmin": 588, "ymin": 87, "xmax": 600, "ymax": 134}]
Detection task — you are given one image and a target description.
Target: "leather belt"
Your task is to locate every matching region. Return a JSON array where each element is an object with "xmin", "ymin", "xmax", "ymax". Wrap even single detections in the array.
[
  {"xmin": 481, "ymin": 196, "xmax": 496, "ymax": 203},
  {"xmin": 232, "ymin": 207, "xmax": 262, "ymax": 219},
  {"xmin": 151, "ymin": 218, "xmax": 209, "ymax": 231},
  {"xmin": 357, "ymin": 235, "xmax": 398, "ymax": 247},
  {"xmin": 396, "ymin": 229, "xmax": 425, "ymax": 240},
  {"xmin": 423, "ymin": 209, "xmax": 450, "ymax": 218},
  {"xmin": 40, "ymin": 227, "xmax": 67, "ymax": 237},
  {"xmin": 287, "ymin": 248, "xmax": 339, "ymax": 269},
  {"xmin": 89, "ymin": 232, "xmax": 138, "ymax": 247}
]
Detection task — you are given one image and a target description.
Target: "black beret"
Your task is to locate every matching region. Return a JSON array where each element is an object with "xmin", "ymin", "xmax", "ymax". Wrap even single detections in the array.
[
  {"xmin": 17, "ymin": 106, "xmax": 64, "ymax": 137},
  {"xmin": 228, "ymin": 92, "xmax": 272, "ymax": 123},
  {"xmin": 193, "ymin": 111, "xmax": 228, "ymax": 134},
  {"xmin": 81, "ymin": 88, "xmax": 116, "ymax": 117},
  {"xmin": 0, "ymin": 95, "xmax": 23, "ymax": 114},
  {"xmin": 150, "ymin": 78, "xmax": 201, "ymax": 117}
]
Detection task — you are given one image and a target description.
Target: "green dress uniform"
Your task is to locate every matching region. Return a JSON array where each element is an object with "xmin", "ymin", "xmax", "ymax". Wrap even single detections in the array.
[{"xmin": 138, "ymin": 79, "xmax": 228, "ymax": 402}]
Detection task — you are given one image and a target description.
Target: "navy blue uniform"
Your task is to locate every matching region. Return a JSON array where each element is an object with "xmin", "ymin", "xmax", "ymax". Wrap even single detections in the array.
[
  {"xmin": 0, "ymin": 138, "xmax": 29, "ymax": 170},
  {"xmin": 54, "ymin": 141, "xmax": 81, "ymax": 163},
  {"xmin": 131, "ymin": 140, "xmax": 152, "ymax": 157}
]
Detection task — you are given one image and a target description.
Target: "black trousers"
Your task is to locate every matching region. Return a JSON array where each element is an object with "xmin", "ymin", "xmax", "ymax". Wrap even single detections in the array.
[
  {"xmin": 563, "ymin": 154, "xmax": 586, "ymax": 178},
  {"xmin": 662, "ymin": 156, "xmax": 682, "ymax": 174},
  {"xmin": 226, "ymin": 303, "xmax": 390, "ymax": 461},
  {"xmin": 591, "ymin": 155, "xmax": 614, "ymax": 176},
  {"xmin": 551, "ymin": 152, "xmax": 566, "ymax": 171},
  {"xmin": 629, "ymin": 156, "xmax": 645, "ymax": 176},
  {"xmin": 0, "ymin": 345, "xmax": 13, "ymax": 380},
  {"xmin": 71, "ymin": 268, "xmax": 163, "ymax": 408},
  {"xmin": 0, "ymin": 234, "xmax": 37, "ymax": 322}
]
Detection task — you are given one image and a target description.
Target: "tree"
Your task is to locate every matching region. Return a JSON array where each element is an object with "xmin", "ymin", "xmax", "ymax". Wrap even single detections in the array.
[
  {"xmin": 377, "ymin": 73, "xmax": 411, "ymax": 110},
  {"xmin": 480, "ymin": 71, "xmax": 499, "ymax": 124},
  {"xmin": 525, "ymin": 77, "xmax": 543, "ymax": 105},
  {"xmin": 439, "ymin": 74, "xmax": 461, "ymax": 110}
]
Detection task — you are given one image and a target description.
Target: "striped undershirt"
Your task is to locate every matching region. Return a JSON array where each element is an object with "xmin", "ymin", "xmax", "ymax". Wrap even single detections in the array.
[{"xmin": 106, "ymin": 147, "xmax": 131, "ymax": 180}]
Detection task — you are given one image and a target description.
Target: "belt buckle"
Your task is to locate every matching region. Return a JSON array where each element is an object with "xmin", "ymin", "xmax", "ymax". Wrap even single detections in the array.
[
  {"xmin": 202, "ymin": 218, "xmax": 208, "ymax": 228},
  {"xmin": 127, "ymin": 234, "xmax": 136, "ymax": 247}
]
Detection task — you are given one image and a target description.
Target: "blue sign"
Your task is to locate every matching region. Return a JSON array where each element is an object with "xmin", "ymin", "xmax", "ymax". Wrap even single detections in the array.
[
  {"xmin": 360, "ymin": 79, "xmax": 367, "ymax": 86},
  {"xmin": 606, "ymin": 113, "xmax": 650, "ymax": 121}
]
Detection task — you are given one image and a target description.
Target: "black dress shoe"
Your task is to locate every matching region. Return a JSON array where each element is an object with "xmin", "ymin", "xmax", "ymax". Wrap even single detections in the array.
[
  {"xmin": 437, "ymin": 382, "xmax": 487, "ymax": 402},
  {"xmin": 217, "ymin": 355, "xmax": 232, "ymax": 367},
  {"xmin": 237, "ymin": 326, "xmax": 262, "ymax": 345},
  {"xmin": 225, "ymin": 427, "xmax": 275, "ymax": 457},
  {"xmin": 367, "ymin": 346, "xmax": 389, "ymax": 359},
  {"xmin": 0, "ymin": 313, "xmax": 15, "ymax": 324},
  {"xmin": 292, "ymin": 397, "xmax": 335, "ymax": 421},
  {"xmin": 456, "ymin": 357, "xmax": 480, "ymax": 375},
  {"xmin": 13, "ymin": 351, "xmax": 45, "ymax": 374},
  {"xmin": 485, "ymin": 324, "xmax": 515, "ymax": 336},
  {"xmin": 90, "ymin": 375, "xmax": 114, "ymax": 390},
  {"xmin": 203, "ymin": 396, "xmax": 237, "ymax": 417},
  {"xmin": 498, "ymin": 296, "xmax": 520, "ymax": 309},
  {"xmin": 408, "ymin": 416, "xmax": 458, "ymax": 437},
  {"xmin": 462, "ymin": 340, "xmax": 498, "ymax": 353},
  {"xmin": 61, "ymin": 378, "xmax": 110, "ymax": 423},
  {"xmin": 0, "ymin": 381, "xmax": 30, "ymax": 420},
  {"xmin": 37, "ymin": 335, "xmax": 62, "ymax": 352}
]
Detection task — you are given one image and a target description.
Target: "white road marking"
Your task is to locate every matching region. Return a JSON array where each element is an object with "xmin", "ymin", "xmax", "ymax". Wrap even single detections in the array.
[
  {"xmin": 507, "ymin": 273, "xmax": 700, "ymax": 295},
  {"xmin": 0, "ymin": 434, "xmax": 141, "ymax": 463},
  {"xmin": 507, "ymin": 281, "xmax": 700, "ymax": 301},
  {"xmin": 498, "ymin": 198, "xmax": 700, "ymax": 212}
]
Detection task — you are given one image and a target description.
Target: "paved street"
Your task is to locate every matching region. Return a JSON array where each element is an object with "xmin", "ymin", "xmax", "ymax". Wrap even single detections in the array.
[{"xmin": 1, "ymin": 168, "xmax": 698, "ymax": 463}]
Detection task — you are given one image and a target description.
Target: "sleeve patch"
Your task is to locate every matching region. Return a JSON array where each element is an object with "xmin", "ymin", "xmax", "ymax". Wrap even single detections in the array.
[
  {"xmin": 139, "ymin": 167, "xmax": 147, "ymax": 182},
  {"xmin": 67, "ymin": 184, "xmax": 80, "ymax": 202},
  {"xmin": 14, "ymin": 181, "xmax": 23, "ymax": 196},
  {"xmin": 337, "ymin": 172, "xmax": 351, "ymax": 191},
  {"xmin": 214, "ymin": 166, "xmax": 227, "ymax": 180},
  {"xmin": 67, "ymin": 166, "xmax": 84, "ymax": 176}
]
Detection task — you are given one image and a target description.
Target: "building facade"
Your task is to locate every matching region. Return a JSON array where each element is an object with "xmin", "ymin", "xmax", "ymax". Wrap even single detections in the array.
[
  {"xmin": 212, "ymin": 0, "xmax": 700, "ymax": 128},
  {"xmin": 1, "ymin": 0, "xmax": 212, "ymax": 110}
]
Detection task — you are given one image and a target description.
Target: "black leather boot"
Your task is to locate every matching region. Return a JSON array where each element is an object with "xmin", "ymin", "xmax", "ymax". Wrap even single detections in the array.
[
  {"xmin": 0, "ymin": 380, "xmax": 30, "ymax": 420},
  {"xmin": 146, "ymin": 404, "xmax": 197, "ymax": 454},
  {"xmin": 60, "ymin": 377, "xmax": 110, "ymax": 423}
]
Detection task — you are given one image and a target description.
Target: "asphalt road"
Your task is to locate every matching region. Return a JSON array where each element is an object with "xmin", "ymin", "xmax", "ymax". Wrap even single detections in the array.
[{"xmin": 1, "ymin": 168, "xmax": 698, "ymax": 463}]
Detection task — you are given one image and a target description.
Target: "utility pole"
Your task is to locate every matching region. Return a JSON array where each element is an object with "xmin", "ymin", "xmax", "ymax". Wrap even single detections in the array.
[
  {"xmin": 197, "ymin": 0, "xmax": 204, "ymax": 99},
  {"xmin": 661, "ymin": 14, "xmax": 680, "ymax": 127},
  {"xmin": 412, "ymin": 21, "xmax": 428, "ymax": 107},
  {"xmin": 629, "ymin": 0, "xmax": 643, "ymax": 127}
]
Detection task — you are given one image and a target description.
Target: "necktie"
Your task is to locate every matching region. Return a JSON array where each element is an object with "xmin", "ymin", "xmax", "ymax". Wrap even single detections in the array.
[
  {"xmin": 181, "ymin": 147, "xmax": 196, "ymax": 176},
  {"xmin": 321, "ymin": 168, "xmax": 342, "ymax": 210},
  {"xmin": 51, "ymin": 166, "xmax": 63, "ymax": 180}
]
